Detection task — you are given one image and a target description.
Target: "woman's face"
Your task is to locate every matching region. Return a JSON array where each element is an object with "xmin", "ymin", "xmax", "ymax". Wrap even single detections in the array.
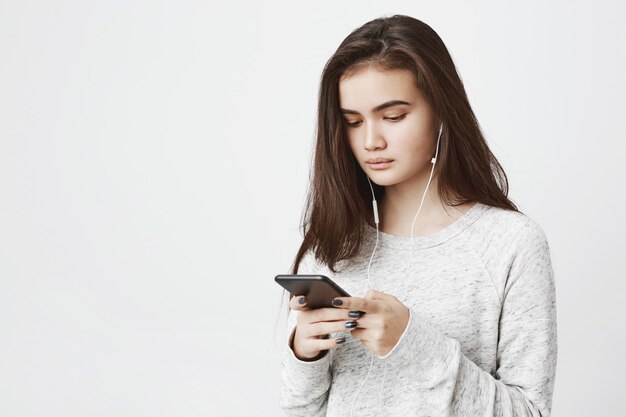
[{"xmin": 339, "ymin": 67, "xmax": 438, "ymax": 188}]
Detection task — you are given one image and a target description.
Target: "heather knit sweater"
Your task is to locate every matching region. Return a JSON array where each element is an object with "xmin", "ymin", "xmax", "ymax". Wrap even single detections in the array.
[{"xmin": 279, "ymin": 203, "xmax": 557, "ymax": 416}]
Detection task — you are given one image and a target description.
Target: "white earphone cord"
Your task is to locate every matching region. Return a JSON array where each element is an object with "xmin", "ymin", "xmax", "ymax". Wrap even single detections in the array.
[{"xmin": 350, "ymin": 123, "xmax": 443, "ymax": 417}]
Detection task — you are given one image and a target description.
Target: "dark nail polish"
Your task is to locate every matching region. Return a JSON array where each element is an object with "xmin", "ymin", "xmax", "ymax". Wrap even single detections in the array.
[
  {"xmin": 345, "ymin": 321, "xmax": 357, "ymax": 329},
  {"xmin": 332, "ymin": 299, "xmax": 343, "ymax": 306},
  {"xmin": 336, "ymin": 337, "xmax": 346, "ymax": 344},
  {"xmin": 298, "ymin": 296, "xmax": 306, "ymax": 305},
  {"xmin": 348, "ymin": 311, "xmax": 362, "ymax": 318}
]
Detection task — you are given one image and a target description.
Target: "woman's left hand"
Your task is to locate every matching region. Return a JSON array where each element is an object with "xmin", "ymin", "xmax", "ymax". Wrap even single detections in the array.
[{"xmin": 332, "ymin": 289, "xmax": 409, "ymax": 356}]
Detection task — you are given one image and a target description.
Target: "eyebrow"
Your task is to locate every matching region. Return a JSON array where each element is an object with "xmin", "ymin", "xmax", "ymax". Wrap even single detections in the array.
[{"xmin": 340, "ymin": 100, "xmax": 411, "ymax": 115}]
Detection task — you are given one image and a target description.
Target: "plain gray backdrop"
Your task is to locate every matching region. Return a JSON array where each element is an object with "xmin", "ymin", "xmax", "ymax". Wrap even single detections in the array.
[{"xmin": 1, "ymin": 1, "xmax": 624, "ymax": 416}]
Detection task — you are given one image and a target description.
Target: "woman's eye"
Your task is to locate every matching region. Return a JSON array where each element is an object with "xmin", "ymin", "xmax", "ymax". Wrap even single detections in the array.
[{"xmin": 344, "ymin": 114, "xmax": 406, "ymax": 128}]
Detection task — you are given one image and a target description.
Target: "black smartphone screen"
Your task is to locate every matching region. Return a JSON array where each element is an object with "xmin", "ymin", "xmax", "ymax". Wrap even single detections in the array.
[{"xmin": 275, "ymin": 274, "xmax": 351, "ymax": 309}]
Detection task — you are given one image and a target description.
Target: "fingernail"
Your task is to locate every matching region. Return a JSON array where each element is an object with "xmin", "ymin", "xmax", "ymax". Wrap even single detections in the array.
[
  {"xmin": 348, "ymin": 311, "xmax": 362, "ymax": 318},
  {"xmin": 345, "ymin": 321, "xmax": 357, "ymax": 329},
  {"xmin": 298, "ymin": 296, "xmax": 306, "ymax": 305},
  {"xmin": 336, "ymin": 337, "xmax": 346, "ymax": 344},
  {"xmin": 332, "ymin": 299, "xmax": 343, "ymax": 306}
]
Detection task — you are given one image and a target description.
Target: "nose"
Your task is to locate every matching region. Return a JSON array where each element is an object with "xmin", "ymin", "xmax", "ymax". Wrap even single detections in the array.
[{"xmin": 364, "ymin": 120, "xmax": 386, "ymax": 151}]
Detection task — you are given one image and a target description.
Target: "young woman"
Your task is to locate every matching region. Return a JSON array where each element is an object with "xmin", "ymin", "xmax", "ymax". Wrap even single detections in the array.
[{"xmin": 279, "ymin": 14, "xmax": 557, "ymax": 417}]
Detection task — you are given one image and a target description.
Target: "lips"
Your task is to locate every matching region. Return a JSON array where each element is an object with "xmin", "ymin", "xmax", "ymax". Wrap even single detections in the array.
[
  {"xmin": 366, "ymin": 158, "xmax": 394, "ymax": 164},
  {"xmin": 366, "ymin": 159, "xmax": 394, "ymax": 170}
]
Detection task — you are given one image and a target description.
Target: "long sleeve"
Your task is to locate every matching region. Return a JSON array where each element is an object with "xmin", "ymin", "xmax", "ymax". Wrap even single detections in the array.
[
  {"xmin": 379, "ymin": 222, "xmax": 557, "ymax": 416},
  {"xmin": 278, "ymin": 251, "xmax": 333, "ymax": 416}
]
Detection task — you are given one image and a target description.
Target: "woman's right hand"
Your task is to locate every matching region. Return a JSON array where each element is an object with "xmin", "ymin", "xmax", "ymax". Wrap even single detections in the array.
[{"xmin": 289, "ymin": 295, "xmax": 362, "ymax": 361}]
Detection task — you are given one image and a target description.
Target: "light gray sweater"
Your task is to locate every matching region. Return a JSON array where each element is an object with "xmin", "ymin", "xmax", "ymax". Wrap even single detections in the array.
[{"xmin": 279, "ymin": 203, "xmax": 557, "ymax": 416}]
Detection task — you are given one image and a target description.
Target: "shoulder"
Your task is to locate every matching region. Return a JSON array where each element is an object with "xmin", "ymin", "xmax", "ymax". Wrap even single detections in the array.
[
  {"xmin": 461, "ymin": 204, "xmax": 552, "ymax": 271},
  {"xmin": 467, "ymin": 205, "xmax": 554, "ymax": 295},
  {"xmin": 472, "ymin": 204, "xmax": 549, "ymax": 247}
]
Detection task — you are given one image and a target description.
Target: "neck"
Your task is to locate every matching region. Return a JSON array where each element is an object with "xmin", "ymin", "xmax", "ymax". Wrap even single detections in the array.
[{"xmin": 377, "ymin": 176, "xmax": 473, "ymax": 237}]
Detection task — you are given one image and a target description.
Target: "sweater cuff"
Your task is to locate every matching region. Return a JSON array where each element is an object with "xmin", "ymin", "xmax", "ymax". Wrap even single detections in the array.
[
  {"xmin": 378, "ymin": 307, "xmax": 458, "ymax": 386},
  {"xmin": 282, "ymin": 326, "xmax": 332, "ymax": 392}
]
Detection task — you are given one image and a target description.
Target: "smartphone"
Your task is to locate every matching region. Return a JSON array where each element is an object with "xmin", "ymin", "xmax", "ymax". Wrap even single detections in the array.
[{"xmin": 275, "ymin": 274, "xmax": 351, "ymax": 309}]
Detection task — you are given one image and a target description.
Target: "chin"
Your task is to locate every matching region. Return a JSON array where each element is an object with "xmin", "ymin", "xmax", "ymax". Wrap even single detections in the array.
[{"xmin": 366, "ymin": 173, "xmax": 403, "ymax": 187}]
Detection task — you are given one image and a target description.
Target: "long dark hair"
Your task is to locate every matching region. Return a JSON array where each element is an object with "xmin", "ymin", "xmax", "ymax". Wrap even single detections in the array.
[{"xmin": 290, "ymin": 14, "xmax": 518, "ymax": 275}]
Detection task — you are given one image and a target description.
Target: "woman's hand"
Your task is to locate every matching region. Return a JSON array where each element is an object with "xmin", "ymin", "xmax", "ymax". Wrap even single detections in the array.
[
  {"xmin": 288, "ymin": 294, "xmax": 361, "ymax": 361},
  {"xmin": 331, "ymin": 289, "xmax": 409, "ymax": 357}
]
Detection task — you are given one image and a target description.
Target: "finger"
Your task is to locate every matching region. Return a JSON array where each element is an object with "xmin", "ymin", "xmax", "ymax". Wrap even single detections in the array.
[
  {"xmin": 289, "ymin": 294, "xmax": 310, "ymax": 311},
  {"xmin": 304, "ymin": 335, "xmax": 351, "ymax": 352},
  {"xmin": 301, "ymin": 307, "xmax": 357, "ymax": 323},
  {"xmin": 348, "ymin": 328, "xmax": 377, "ymax": 350},
  {"xmin": 349, "ymin": 326, "xmax": 383, "ymax": 344},
  {"xmin": 349, "ymin": 328, "xmax": 367, "ymax": 341},
  {"xmin": 331, "ymin": 296, "xmax": 379, "ymax": 313},
  {"xmin": 348, "ymin": 310, "xmax": 365, "ymax": 319},
  {"xmin": 364, "ymin": 289, "xmax": 396, "ymax": 302},
  {"xmin": 347, "ymin": 312, "xmax": 375, "ymax": 329},
  {"xmin": 300, "ymin": 320, "xmax": 359, "ymax": 339}
]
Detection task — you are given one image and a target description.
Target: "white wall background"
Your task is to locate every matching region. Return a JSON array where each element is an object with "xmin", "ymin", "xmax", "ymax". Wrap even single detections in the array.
[{"xmin": 1, "ymin": 1, "xmax": 624, "ymax": 416}]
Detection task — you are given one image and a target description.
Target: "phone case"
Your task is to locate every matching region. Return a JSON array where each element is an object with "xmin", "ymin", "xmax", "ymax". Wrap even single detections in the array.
[{"xmin": 275, "ymin": 274, "xmax": 351, "ymax": 309}]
